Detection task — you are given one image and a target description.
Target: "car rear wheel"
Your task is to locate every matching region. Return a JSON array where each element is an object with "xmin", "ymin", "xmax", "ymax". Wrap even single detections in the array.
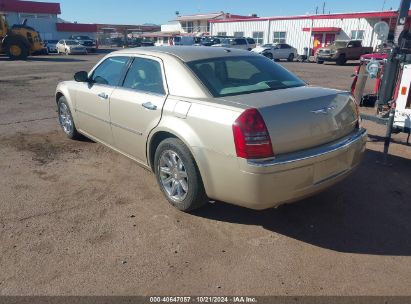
[
  {"xmin": 154, "ymin": 138, "xmax": 208, "ymax": 212},
  {"xmin": 58, "ymin": 96, "xmax": 80, "ymax": 139}
]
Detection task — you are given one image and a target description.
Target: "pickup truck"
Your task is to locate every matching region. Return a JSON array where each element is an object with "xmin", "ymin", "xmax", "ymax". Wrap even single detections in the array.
[{"xmin": 316, "ymin": 40, "xmax": 373, "ymax": 65}]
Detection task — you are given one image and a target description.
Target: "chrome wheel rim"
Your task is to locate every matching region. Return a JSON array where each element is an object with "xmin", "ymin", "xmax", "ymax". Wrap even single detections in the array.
[
  {"xmin": 58, "ymin": 102, "xmax": 73, "ymax": 135},
  {"xmin": 158, "ymin": 150, "xmax": 188, "ymax": 202}
]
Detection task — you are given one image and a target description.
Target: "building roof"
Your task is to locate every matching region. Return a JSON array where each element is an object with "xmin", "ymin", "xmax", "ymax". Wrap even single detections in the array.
[
  {"xmin": 176, "ymin": 12, "xmax": 226, "ymax": 21},
  {"xmin": 113, "ymin": 46, "xmax": 257, "ymax": 62},
  {"xmin": 210, "ymin": 10, "xmax": 411, "ymax": 23},
  {"xmin": 0, "ymin": 0, "xmax": 61, "ymax": 14},
  {"xmin": 56, "ymin": 23, "xmax": 98, "ymax": 32},
  {"xmin": 176, "ymin": 12, "xmax": 256, "ymax": 22}
]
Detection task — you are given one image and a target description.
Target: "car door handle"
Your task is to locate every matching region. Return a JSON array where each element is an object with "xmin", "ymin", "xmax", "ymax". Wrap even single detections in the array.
[
  {"xmin": 98, "ymin": 92, "xmax": 109, "ymax": 99},
  {"xmin": 142, "ymin": 102, "xmax": 157, "ymax": 110}
]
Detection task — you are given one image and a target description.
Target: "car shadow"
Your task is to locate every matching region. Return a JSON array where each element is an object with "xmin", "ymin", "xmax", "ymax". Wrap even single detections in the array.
[
  {"xmin": 0, "ymin": 56, "xmax": 87, "ymax": 62},
  {"xmin": 367, "ymin": 133, "xmax": 410, "ymax": 146},
  {"xmin": 192, "ymin": 149, "xmax": 411, "ymax": 256}
]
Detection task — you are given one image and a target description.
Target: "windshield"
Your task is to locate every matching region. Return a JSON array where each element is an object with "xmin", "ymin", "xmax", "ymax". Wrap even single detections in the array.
[
  {"xmin": 74, "ymin": 36, "xmax": 90, "ymax": 40},
  {"xmin": 66, "ymin": 40, "xmax": 79, "ymax": 45},
  {"xmin": 332, "ymin": 41, "xmax": 348, "ymax": 48},
  {"xmin": 187, "ymin": 56, "xmax": 305, "ymax": 97},
  {"xmin": 260, "ymin": 44, "xmax": 272, "ymax": 48}
]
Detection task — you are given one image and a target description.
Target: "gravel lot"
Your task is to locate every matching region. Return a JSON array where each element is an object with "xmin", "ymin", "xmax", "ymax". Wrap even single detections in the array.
[{"xmin": 0, "ymin": 51, "xmax": 411, "ymax": 296}]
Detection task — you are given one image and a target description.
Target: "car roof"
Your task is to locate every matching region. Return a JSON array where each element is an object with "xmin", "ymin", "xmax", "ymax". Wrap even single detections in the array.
[{"xmin": 112, "ymin": 46, "xmax": 258, "ymax": 62}]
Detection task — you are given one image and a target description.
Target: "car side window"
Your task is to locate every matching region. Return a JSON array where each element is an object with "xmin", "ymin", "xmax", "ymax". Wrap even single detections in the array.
[
  {"xmin": 122, "ymin": 57, "xmax": 165, "ymax": 95},
  {"xmin": 235, "ymin": 38, "xmax": 247, "ymax": 45},
  {"xmin": 91, "ymin": 56, "xmax": 129, "ymax": 86},
  {"xmin": 282, "ymin": 44, "xmax": 291, "ymax": 49}
]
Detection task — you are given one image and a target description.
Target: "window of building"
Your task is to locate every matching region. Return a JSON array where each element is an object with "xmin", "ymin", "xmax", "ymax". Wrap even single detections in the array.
[
  {"xmin": 273, "ymin": 32, "xmax": 286, "ymax": 44},
  {"xmin": 207, "ymin": 22, "xmax": 210, "ymax": 33},
  {"xmin": 234, "ymin": 31, "xmax": 244, "ymax": 37},
  {"xmin": 162, "ymin": 37, "xmax": 169, "ymax": 44},
  {"xmin": 252, "ymin": 32, "xmax": 264, "ymax": 45},
  {"xmin": 186, "ymin": 21, "xmax": 194, "ymax": 33},
  {"xmin": 217, "ymin": 32, "xmax": 227, "ymax": 36},
  {"xmin": 351, "ymin": 30, "xmax": 365, "ymax": 40}
]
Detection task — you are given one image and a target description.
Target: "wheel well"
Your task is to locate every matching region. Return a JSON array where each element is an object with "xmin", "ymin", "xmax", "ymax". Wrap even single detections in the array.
[
  {"xmin": 56, "ymin": 92, "xmax": 64, "ymax": 104},
  {"xmin": 148, "ymin": 131, "xmax": 177, "ymax": 170}
]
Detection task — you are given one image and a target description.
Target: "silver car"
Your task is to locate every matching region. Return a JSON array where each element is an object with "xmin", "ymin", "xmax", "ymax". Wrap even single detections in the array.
[
  {"xmin": 55, "ymin": 46, "xmax": 366, "ymax": 211},
  {"xmin": 56, "ymin": 39, "xmax": 87, "ymax": 55}
]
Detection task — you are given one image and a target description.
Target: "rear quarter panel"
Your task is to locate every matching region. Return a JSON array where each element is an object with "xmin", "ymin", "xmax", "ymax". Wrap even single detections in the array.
[{"xmin": 148, "ymin": 96, "xmax": 243, "ymax": 198}]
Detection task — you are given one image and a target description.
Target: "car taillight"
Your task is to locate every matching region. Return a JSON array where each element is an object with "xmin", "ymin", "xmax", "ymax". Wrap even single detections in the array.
[{"xmin": 232, "ymin": 108, "xmax": 274, "ymax": 159}]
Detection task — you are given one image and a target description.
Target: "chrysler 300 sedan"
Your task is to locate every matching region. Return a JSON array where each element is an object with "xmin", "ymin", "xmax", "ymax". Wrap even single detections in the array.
[{"xmin": 55, "ymin": 46, "xmax": 366, "ymax": 211}]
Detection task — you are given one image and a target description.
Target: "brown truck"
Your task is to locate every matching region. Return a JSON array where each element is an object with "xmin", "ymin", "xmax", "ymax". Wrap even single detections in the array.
[{"xmin": 316, "ymin": 40, "xmax": 373, "ymax": 65}]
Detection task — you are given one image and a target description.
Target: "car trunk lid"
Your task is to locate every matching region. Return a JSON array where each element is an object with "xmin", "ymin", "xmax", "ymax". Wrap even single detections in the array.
[{"xmin": 219, "ymin": 86, "xmax": 358, "ymax": 155}]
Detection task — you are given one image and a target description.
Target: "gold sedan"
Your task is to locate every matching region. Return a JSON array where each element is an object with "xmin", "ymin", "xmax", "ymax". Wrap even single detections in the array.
[{"xmin": 55, "ymin": 46, "xmax": 366, "ymax": 211}]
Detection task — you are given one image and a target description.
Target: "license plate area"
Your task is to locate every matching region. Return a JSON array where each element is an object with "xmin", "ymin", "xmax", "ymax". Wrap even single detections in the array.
[{"xmin": 313, "ymin": 152, "xmax": 348, "ymax": 185}]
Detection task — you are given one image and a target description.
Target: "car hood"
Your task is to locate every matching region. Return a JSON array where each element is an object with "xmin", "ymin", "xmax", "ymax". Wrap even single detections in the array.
[{"xmin": 251, "ymin": 46, "xmax": 270, "ymax": 53}]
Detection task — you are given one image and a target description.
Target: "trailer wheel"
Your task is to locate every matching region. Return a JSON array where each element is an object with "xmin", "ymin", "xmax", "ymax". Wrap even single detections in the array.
[{"xmin": 6, "ymin": 39, "xmax": 28, "ymax": 60}]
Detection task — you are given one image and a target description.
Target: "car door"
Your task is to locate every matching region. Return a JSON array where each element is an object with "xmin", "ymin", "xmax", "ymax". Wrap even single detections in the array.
[
  {"xmin": 75, "ymin": 56, "xmax": 129, "ymax": 145},
  {"xmin": 109, "ymin": 56, "xmax": 168, "ymax": 163},
  {"xmin": 272, "ymin": 44, "xmax": 281, "ymax": 59},
  {"xmin": 280, "ymin": 44, "xmax": 291, "ymax": 59}
]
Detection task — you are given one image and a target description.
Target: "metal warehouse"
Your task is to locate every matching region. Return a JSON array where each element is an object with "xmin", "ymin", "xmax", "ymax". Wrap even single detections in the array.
[{"xmin": 210, "ymin": 10, "xmax": 411, "ymax": 54}]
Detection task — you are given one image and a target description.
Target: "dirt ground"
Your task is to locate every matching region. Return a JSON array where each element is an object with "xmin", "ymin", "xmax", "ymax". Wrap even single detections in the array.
[{"xmin": 0, "ymin": 52, "xmax": 411, "ymax": 296}]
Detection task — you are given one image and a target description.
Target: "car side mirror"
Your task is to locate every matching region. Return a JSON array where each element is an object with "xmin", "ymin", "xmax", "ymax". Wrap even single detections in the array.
[{"xmin": 74, "ymin": 71, "xmax": 89, "ymax": 82}]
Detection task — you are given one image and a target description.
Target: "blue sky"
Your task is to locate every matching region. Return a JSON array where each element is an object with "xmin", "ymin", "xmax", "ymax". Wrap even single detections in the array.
[{"xmin": 46, "ymin": 0, "xmax": 401, "ymax": 25}]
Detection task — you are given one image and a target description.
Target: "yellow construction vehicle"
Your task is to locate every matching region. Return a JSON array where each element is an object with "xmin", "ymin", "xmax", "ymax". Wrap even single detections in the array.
[{"xmin": 0, "ymin": 14, "xmax": 46, "ymax": 60}]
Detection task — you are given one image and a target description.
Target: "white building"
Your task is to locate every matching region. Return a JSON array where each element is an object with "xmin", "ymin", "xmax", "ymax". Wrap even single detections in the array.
[{"xmin": 210, "ymin": 10, "xmax": 407, "ymax": 54}]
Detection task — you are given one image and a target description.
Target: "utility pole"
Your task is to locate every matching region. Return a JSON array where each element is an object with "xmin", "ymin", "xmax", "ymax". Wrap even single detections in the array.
[
  {"xmin": 382, "ymin": 0, "xmax": 386, "ymax": 11},
  {"xmin": 322, "ymin": 2, "xmax": 325, "ymax": 14},
  {"xmin": 315, "ymin": 6, "xmax": 318, "ymax": 15}
]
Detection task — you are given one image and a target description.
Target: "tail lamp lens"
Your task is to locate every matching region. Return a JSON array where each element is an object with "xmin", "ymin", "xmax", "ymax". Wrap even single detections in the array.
[{"xmin": 232, "ymin": 108, "xmax": 274, "ymax": 159}]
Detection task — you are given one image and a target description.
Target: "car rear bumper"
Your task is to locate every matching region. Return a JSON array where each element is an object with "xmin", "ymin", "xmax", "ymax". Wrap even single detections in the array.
[{"xmin": 198, "ymin": 128, "xmax": 367, "ymax": 210}]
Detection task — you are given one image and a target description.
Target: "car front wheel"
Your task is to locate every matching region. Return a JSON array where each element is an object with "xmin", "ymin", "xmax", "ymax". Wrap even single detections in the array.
[
  {"xmin": 154, "ymin": 138, "xmax": 208, "ymax": 212},
  {"xmin": 58, "ymin": 96, "xmax": 80, "ymax": 139}
]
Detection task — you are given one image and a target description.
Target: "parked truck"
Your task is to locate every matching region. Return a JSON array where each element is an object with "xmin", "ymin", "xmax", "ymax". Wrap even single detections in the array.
[
  {"xmin": 0, "ymin": 15, "xmax": 46, "ymax": 60},
  {"xmin": 315, "ymin": 40, "xmax": 373, "ymax": 65}
]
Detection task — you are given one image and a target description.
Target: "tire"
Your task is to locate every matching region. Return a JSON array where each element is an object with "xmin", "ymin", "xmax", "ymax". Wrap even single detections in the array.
[
  {"xmin": 6, "ymin": 39, "xmax": 28, "ymax": 60},
  {"xmin": 154, "ymin": 138, "xmax": 208, "ymax": 212},
  {"xmin": 65, "ymin": 48, "xmax": 69, "ymax": 55},
  {"xmin": 316, "ymin": 57, "xmax": 324, "ymax": 64},
  {"xmin": 287, "ymin": 53, "xmax": 294, "ymax": 62},
  {"xmin": 336, "ymin": 54, "xmax": 346, "ymax": 65},
  {"xmin": 57, "ymin": 96, "xmax": 81, "ymax": 139},
  {"xmin": 264, "ymin": 52, "xmax": 273, "ymax": 60}
]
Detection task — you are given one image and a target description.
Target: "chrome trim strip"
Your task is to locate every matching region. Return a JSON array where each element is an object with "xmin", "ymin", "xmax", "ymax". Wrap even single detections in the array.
[
  {"xmin": 247, "ymin": 128, "xmax": 367, "ymax": 167},
  {"xmin": 76, "ymin": 109, "xmax": 143, "ymax": 136},
  {"xmin": 111, "ymin": 121, "xmax": 143, "ymax": 136},
  {"xmin": 76, "ymin": 108, "xmax": 110, "ymax": 124}
]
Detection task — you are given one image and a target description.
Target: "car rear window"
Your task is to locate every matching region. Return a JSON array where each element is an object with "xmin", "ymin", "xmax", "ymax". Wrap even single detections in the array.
[{"xmin": 187, "ymin": 56, "xmax": 305, "ymax": 97}]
